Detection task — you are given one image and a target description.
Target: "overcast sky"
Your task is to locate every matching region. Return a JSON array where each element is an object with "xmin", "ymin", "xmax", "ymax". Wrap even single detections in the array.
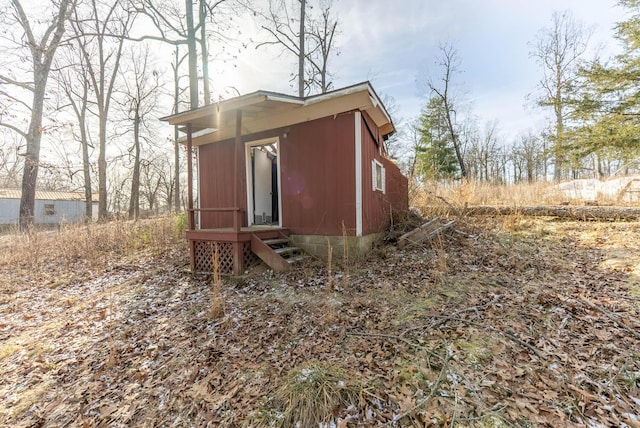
[{"xmin": 212, "ymin": 0, "xmax": 627, "ymax": 144}]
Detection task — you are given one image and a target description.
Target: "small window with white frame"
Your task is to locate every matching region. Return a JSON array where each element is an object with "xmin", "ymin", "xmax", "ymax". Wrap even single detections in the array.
[{"xmin": 372, "ymin": 159, "xmax": 386, "ymax": 193}]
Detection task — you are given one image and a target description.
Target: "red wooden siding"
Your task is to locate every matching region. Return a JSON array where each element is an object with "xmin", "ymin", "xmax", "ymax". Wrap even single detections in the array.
[
  {"xmin": 196, "ymin": 110, "xmax": 407, "ymax": 236},
  {"xmin": 198, "ymin": 139, "xmax": 247, "ymax": 229},
  {"xmin": 197, "ymin": 113, "xmax": 357, "ymax": 235},
  {"xmin": 280, "ymin": 113, "xmax": 356, "ymax": 235},
  {"xmin": 360, "ymin": 111, "xmax": 409, "ymax": 236}
]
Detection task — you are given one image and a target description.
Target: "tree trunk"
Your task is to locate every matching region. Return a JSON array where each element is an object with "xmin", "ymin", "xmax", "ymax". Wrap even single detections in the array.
[
  {"xmin": 129, "ymin": 110, "xmax": 141, "ymax": 220},
  {"xmin": 443, "ymin": 102, "xmax": 467, "ymax": 179},
  {"xmin": 13, "ymin": 0, "xmax": 71, "ymax": 230},
  {"xmin": 199, "ymin": 0, "xmax": 210, "ymax": 105},
  {"xmin": 186, "ymin": 0, "xmax": 199, "ymax": 109},
  {"xmin": 298, "ymin": 0, "xmax": 305, "ymax": 97},
  {"xmin": 463, "ymin": 205, "xmax": 640, "ymax": 221},
  {"xmin": 98, "ymin": 113, "xmax": 108, "ymax": 221},
  {"xmin": 79, "ymin": 97, "xmax": 92, "ymax": 222},
  {"xmin": 173, "ymin": 47, "xmax": 182, "ymax": 213},
  {"xmin": 174, "ymin": 128, "xmax": 181, "ymax": 212},
  {"xmin": 553, "ymin": 92, "xmax": 564, "ymax": 182},
  {"xmin": 19, "ymin": 74, "xmax": 46, "ymax": 230}
]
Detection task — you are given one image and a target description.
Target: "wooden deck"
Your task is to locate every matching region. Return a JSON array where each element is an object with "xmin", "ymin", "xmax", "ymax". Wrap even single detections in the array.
[
  {"xmin": 186, "ymin": 226, "xmax": 286, "ymax": 242},
  {"xmin": 186, "ymin": 227, "xmax": 291, "ymax": 274}
]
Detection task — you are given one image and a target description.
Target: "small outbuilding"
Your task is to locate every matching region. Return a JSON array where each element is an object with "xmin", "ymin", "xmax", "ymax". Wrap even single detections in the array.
[
  {"xmin": 162, "ymin": 82, "xmax": 408, "ymax": 274},
  {"xmin": 0, "ymin": 189, "xmax": 98, "ymax": 226}
]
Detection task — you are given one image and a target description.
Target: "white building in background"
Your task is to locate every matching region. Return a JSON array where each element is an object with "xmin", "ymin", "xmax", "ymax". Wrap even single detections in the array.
[
  {"xmin": 555, "ymin": 176, "xmax": 640, "ymax": 204},
  {"xmin": 0, "ymin": 189, "xmax": 99, "ymax": 225}
]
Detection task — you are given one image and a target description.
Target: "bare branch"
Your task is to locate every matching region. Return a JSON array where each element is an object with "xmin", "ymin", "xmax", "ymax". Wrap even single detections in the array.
[
  {"xmin": 0, "ymin": 74, "xmax": 34, "ymax": 92},
  {"xmin": 0, "ymin": 90, "xmax": 33, "ymax": 111},
  {"xmin": 0, "ymin": 122, "xmax": 27, "ymax": 139}
]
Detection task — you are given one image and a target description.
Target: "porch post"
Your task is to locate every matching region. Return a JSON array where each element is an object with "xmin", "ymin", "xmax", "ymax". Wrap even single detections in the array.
[
  {"xmin": 232, "ymin": 242, "xmax": 244, "ymax": 275},
  {"xmin": 233, "ymin": 109, "xmax": 242, "ymax": 233},
  {"xmin": 186, "ymin": 122, "xmax": 195, "ymax": 231},
  {"xmin": 232, "ymin": 110, "xmax": 244, "ymax": 274}
]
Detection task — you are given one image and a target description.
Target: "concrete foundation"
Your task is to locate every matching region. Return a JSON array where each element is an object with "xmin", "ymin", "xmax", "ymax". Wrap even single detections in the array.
[{"xmin": 289, "ymin": 233, "xmax": 382, "ymax": 259}]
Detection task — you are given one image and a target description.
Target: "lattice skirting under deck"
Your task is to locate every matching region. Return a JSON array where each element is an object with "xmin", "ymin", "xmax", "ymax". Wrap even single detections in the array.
[
  {"xmin": 192, "ymin": 240, "xmax": 261, "ymax": 274},
  {"xmin": 242, "ymin": 242, "xmax": 262, "ymax": 270}
]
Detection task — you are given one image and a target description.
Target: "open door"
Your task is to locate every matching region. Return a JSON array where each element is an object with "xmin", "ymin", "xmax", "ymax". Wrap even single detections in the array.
[{"xmin": 245, "ymin": 138, "xmax": 282, "ymax": 227}]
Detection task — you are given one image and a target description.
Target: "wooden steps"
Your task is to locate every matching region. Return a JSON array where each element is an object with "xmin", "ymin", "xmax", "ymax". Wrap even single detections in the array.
[{"xmin": 250, "ymin": 233, "xmax": 307, "ymax": 271}]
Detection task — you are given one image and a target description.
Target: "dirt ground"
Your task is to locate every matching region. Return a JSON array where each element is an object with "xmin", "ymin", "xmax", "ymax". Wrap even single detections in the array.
[{"xmin": 1, "ymin": 216, "xmax": 639, "ymax": 427}]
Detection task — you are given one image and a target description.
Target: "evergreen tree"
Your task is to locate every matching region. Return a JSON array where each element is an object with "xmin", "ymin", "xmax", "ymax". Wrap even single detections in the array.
[
  {"xmin": 416, "ymin": 97, "xmax": 459, "ymax": 180},
  {"xmin": 573, "ymin": 0, "xmax": 640, "ymax": 173}
]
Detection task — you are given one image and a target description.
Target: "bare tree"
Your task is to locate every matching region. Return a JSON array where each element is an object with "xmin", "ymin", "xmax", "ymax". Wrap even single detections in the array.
[
  {"xmin": 134, "ymin": 0, "xmax": 235, "ymax": 215},
  {"xmin": 305, "ymin": 1, "xmax": 338, "ymax": 94},
  {"xmin": 463, "ymin": 120, "xmax": 511, "ymax": 183},
  {"xmin": 427, "ymin": 43, "xmax": 468, "ymax": 179},
  {"xmin": 530, "ymin": 11, "xmax": 592, "ymax": 181},
  {"xmin": 298, "ymin": 0, "xmax": 305, "ymax": 96},
  {"xmin": 0, "ymin": 133, "xmax": 22, "ymax": 188},
  {"xmin": 58, "ymin": 50, "xmax": 95, "ymax": 221},
  {"xmin": 171, "ymin": 47, "xmax": 189, "ymax": 212},
  {"xmin": 380, "ymin": 93, "xmax": 407, "ymax": 160},
  {"xmin": 117, "ymin": 45, "xmax": 161, "ymax": 220},
  {"xmin": 184, "ymin": 0, "xmax": 199, "ymax": 108},
  {"xmin": 134, "ymin": 0, "xmax": 233, "ymax": 107},
  {"xmin": 198, "ymin": 0, "xmax": 237, "ymax": 103},
  {"xmin": 71, "ymin": 0, "xmax": 134, "ymax": 221},
  {"xmin": 258, "ymin": 0, "xmax": 305, "ymax": 96},
  {"xmin": 0, "ymin": 0, "xmax": 72, "ymax": 229},
  {"xmin": 140, "ymin": 157, "xmax": 166, "ymax": 213},
  {"xmin": 511, "ymin": 132, "xmax": 546, "ymax": 183},
  {"xmin": 258, "ymin": 0, "xmax": 339, "ymax": 96}
]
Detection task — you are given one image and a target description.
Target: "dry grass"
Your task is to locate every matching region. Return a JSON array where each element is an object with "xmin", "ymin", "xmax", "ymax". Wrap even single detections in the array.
[
  {"xmin": 210, "ymin": 243, "xmax": 226, "ymax": 319},
  {"xmin": 325, "ymin": 238, "xmax": 333, "ymax": 291},
  {"xmin": 0, "ymin": 214, "xmax": 187, "ymax": 272},
  {"xmin": 341, "ymin": 220, "xmax": 349, "ymax": 288},
  {"xmin": 411, "ymin": 180, "xmax": 595, "ymax": 211},
  {"xmin": 274, "ymin": 362, "xmax": 362, "ymax": 427}
]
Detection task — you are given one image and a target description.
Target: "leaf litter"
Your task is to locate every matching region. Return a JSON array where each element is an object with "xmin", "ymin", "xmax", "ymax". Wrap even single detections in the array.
[{"xmin": 0, "ymin": 217, "xmax": 639, "ymax": 427}]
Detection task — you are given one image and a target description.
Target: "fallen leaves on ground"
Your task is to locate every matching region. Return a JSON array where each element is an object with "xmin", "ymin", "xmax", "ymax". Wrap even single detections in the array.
[{"xmin": 1, "ymin": 218, "xmax": 639, "ymax": 427}]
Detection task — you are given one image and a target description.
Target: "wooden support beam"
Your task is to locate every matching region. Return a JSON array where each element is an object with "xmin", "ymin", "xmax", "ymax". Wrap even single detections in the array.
[
  {"xmin": 233, "ymin": 209, "xmax": 242, "ymax": 233},
  {"xmin": 189, "ymin": 239, "xmax": 196, "ymax": 271},
  {"xmin": 233, "ymin": 109, "xmax": 242, "ymax": 232},
  {"xmin": 186, "ymin": 122, "xmax": 195, "ymax": 231},
  {"xmin": 232, "ymin": 242, "xmax": 244, "ymax": 275}
]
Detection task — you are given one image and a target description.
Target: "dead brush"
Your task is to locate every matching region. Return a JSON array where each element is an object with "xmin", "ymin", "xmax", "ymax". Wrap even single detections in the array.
[
  {"xmin": 0, "ymin": 215, "xmax": 184, "ymax": 271},
  {"xmin": 416, "ymin": 179, "xmax": 563, "ymax": 208},
  {"xmin": 341, "ymin": 220, "xmax": 349, "ymax": 288},
  {"xmin": 275, "ymin": 362, "xmax": 362, "ymax": 427},
  {"xmin": 325, "ymin": 238, "xmax": 333, "ymax": 291},
  {"xmin": 430, "ymin": 233, "xmax": 449, "ymax": 285},
  {"xmin": 501, "ymin": 208, "xmax": 525, "ymax": 232},
  {"xmin": 500, "ymin": 206, "xmax": 537, "ymax": 233},
  {"xmin": 209, "ymin": 243, "xmax": 226, "ymax": 319},
  {"xmin": 26, "ymin": 224, "xmax": 42, "ymax": 269}
]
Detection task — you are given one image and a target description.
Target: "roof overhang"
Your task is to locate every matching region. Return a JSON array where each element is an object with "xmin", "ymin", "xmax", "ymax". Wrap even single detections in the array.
[{"xmin": 160, "ymin": 82, "xmax": 395, "ymax": 146}]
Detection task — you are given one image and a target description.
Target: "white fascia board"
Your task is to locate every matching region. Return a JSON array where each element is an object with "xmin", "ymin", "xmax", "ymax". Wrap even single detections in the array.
[
  {"xmin": 177, "ymin": 127, "xmax": 218, "ymax": 143},
  {"xmin": 355, "ymin": 111, "xmax": 363, "ymax": 237}
]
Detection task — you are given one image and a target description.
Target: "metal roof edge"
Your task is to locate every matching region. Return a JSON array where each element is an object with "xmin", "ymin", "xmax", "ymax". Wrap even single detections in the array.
[
  {"xmin": 0, "ymin": 189, "xmax": 99, "ymax": 202},
  {"xmin": 162, "ymin": 81, "xmax": 395, "ymax": 135},
  {"xmin": 303, "ymin": 81, "xmax": 395, "ymax": 135},
  {"xmin": 160, "ymin": 90, "xmax": 305, "ymax": 123}
]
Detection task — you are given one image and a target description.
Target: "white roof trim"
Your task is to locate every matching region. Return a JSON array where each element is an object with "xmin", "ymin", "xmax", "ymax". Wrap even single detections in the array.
[{"xmin": 178, "ymin": 127, "xmax": 218, "ymax": 142}]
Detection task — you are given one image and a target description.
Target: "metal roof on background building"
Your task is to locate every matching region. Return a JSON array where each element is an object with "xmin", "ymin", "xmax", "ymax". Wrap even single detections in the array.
[{"xmin": 0, "ymin": 189, "xmax": 99, "ymax": 202}]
